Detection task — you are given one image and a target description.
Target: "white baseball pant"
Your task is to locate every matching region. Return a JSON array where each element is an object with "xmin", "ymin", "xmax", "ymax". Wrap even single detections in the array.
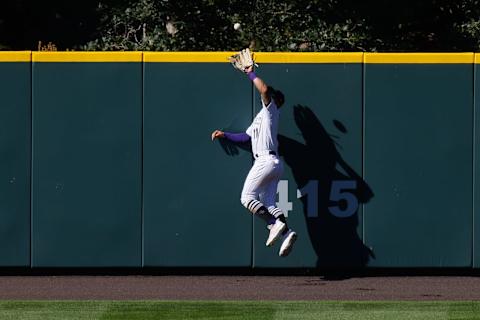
[{"xmin": 240, "ymin": 154, "xmax": 284, "ymax": 218}]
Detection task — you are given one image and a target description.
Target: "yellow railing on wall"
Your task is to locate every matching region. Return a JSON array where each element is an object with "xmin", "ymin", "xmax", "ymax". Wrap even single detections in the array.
[{"xmin": 2, "ymin": 51, "xmax": 480, "ymax": 63}]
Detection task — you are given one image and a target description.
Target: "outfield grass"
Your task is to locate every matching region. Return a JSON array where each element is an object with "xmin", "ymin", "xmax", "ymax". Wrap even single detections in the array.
[{"xmin": 0, "ymin": 301, "xmax": 479, "ymax": 320}]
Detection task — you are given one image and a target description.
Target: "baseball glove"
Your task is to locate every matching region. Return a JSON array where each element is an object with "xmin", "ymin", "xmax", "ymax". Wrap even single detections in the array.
[{"xmin": 228, "ymin": 48, "xmax": 257, "ymax": 72}]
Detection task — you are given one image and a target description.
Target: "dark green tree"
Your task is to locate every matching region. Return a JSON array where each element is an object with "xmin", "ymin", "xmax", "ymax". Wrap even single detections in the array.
[
  {"xmin": 0, "ymin": 0, "xmax": 103, "ymax": 50},
  {"xmin": 83, "ymin": 0, "xmax": 377, "ymax": 51},
  {"xmin": 2, "ymin": 0, "xmax": 480, "ymax": 51}
]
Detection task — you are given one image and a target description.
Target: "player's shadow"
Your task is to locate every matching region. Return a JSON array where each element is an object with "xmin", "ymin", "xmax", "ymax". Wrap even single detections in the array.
[
  {"xmin": 278, "ymin": 105, "xmax": 375, "ymax": 269},
  {"xmin": 218, "ymin": 138, "xmax": 251, "ymax": 156},
  {"xmin": 217, "ymin": 105, "xmax": 375, "ymax": 270}
]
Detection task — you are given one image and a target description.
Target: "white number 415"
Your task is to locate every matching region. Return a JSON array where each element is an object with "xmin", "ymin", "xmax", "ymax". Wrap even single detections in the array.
[{"xmin": 276, "ymin": 180, "xmax": 359, "ymax": 218}]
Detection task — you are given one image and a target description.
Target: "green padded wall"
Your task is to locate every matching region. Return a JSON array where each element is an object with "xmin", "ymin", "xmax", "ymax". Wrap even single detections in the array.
[
  {"xmin": 252, "ymin": 63, "xmax": 368, "ymax": 268},
  {"xmin": 32, "ymin": 61, "xmax": 142, "ymax": 267},
  {"xmin": 0, "ymin": 52, "xmax": 478, "ymax": 269},
  {"xmin": 0, "ymin": 59, "xmax": 31, "ymax": 266},
  {"xmin": 143, "ymin": 63, "xmax": 253, "ymax": 266},
  {"xmin": 364, "ymin": 63, "xmax": 473, "ymax": 267}
]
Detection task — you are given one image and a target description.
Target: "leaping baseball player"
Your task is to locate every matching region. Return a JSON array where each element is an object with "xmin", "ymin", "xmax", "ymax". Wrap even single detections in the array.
[{"xmin": 211, "ymin": 49, "xmax": 297, "ymax": 257}]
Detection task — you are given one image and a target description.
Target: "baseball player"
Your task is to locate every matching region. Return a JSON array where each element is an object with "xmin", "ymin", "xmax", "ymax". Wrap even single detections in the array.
[{"xmin": 212, "ymin": 61, "xmax": 297, "ymax": 257}]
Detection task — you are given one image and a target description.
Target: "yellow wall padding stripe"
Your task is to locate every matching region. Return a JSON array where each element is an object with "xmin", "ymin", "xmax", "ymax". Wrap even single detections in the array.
[
  {"xmin": 0, "ymin": 51, "xmax": 31, "ymax": 62},
  {"xmin": 144, "ymin": 51, "xmax": 363, "ymax": 63},
  {"xmin": 365, "ymin": 53, "xmax": 474, "ymax": 64},
  {"xmin": 474, "ymin": 53, "xmax": 480, "ymax": 64},
  {"xmin": 0, "ymin": 51, "xmax": 478, "ymax": 63},
  {"xmin": 255, "ymin": 52, "xmax": 363, "ymax": 63},
  {"xmin": 32, "ymin": 52, "xmax": 143, "ymax": 62},
  {"xmin": 144, "ymin": 52, "xmax": 237, "ymax": 62}
]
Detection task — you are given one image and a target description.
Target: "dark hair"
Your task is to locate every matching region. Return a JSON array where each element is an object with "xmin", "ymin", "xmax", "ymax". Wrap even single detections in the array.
[
  {"xmin": 274, "ymin": 90, "xmax": 285, "ymax": 105},
  {"xmin": 267, "ymin": 86, "xmax": 285, "ymax": 106}
]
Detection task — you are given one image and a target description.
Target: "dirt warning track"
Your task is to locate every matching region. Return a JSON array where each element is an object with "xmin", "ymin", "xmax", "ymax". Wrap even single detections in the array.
[{"xmin": 0, "ymin": 276, "xmax": 479, "ymax": 300}]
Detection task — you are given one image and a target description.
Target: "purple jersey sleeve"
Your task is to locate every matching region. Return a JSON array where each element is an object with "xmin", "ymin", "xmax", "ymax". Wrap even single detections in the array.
[{"xmin": 224, "ymin": 132, "xmax": 251, "ymax": 143}]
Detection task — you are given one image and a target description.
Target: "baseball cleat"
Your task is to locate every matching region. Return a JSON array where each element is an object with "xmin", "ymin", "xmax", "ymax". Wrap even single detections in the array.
[
  {"xmin": 266, "ymin": 219, "xmax": 286, "ymax": 247},
  {"xmin": 279, "ymin": 230, "xmax": 297, "ymax": 257}
]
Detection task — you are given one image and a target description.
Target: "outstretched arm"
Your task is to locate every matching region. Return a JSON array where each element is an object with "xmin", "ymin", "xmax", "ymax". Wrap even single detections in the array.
[
  {"xmin": 211, "ymin": 130, "xmax": 250, "ymax": 142},
  {"xmin": 245, "ymin": 66, "xmax": 271, "ymax": 106}
]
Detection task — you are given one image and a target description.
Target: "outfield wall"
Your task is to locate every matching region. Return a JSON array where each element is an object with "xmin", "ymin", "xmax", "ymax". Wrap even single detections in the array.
[{"xmin": 0, "ymin": 51, "xmax": 477, "ymax": 268}]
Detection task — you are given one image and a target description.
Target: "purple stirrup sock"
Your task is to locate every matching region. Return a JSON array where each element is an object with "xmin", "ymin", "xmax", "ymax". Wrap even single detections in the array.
[{"xmin": 224, "ymin": 132, "xmax": 251, "ymax": 143}]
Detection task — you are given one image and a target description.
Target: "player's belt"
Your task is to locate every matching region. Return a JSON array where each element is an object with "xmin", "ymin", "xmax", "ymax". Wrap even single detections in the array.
[{"xmin": 254, "ymin": 150, "xmax": 277, "ymax": 158}]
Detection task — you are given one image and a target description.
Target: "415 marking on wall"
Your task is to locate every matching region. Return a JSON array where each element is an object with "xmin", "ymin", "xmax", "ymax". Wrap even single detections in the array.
[{"xmin": 276, "ymin": 180, "xmax": 359, "ymax": 218}]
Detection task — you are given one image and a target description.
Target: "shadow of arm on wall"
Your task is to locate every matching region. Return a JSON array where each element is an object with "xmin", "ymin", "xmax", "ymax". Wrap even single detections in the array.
[
  {"xmin": 279, "ymin": 105, "xmax": 375, "ymax": 268},
  {"xmin": 218, "ymin": 138, "xmax": 251, "ymax": 156},
  {"xmin": 292, "ymin": 104, "xmax": 373, "ymax": 202}
]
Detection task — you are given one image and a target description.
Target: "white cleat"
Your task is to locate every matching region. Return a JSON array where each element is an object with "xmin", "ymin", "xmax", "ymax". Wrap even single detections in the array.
[
  {"xmin": 265, "ymin": 219, "xmax": 286, "ymax": 247},
  {"xmin": 279, "ymin": 230, "xmax": 297, "ymax": 257}
]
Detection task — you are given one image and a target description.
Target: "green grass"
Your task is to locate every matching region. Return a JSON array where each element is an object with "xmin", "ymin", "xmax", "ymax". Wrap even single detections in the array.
[{"xmin": 0, "ymin": 301, "xmax": 479, "ymax": 320}]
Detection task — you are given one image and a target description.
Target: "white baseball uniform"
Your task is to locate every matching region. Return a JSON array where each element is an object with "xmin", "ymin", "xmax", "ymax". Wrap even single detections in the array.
[{"xmin": 240, "ymin": 99, "xmax": 284, "ymax": 218}]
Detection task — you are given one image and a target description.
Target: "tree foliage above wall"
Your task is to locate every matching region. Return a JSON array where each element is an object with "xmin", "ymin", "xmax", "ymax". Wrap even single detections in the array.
[{"xmin": 2, "ymin": 0, "xmax": 480, "ymax": 51}]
